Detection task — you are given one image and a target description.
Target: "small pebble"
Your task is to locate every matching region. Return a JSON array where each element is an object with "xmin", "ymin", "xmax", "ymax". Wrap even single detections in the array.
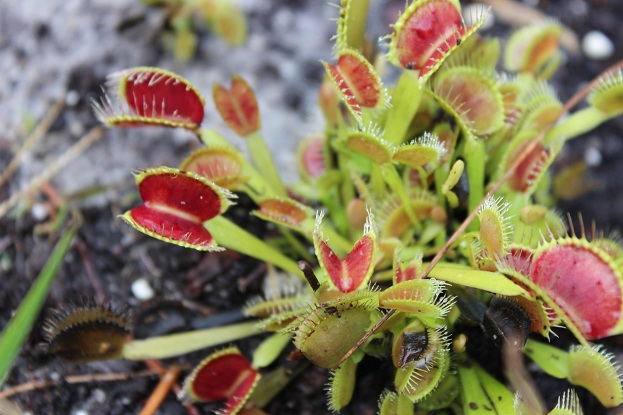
[
  {"xmin": 93, "ymin": 389, "xmax": 106, "ymax": 403},
  {"xmin": 582, "ymin": 30, "xmax": 614, "ymax": 60},
  {"xmin": 584, "ymin": 146, "xmax": 602, "ymax": 166},
  {"xmin": 65, "ymin": 90, "xmax": 79, "ymax": 106},
  {"xmin": 31, "ymin": 203, "xmax": 48, "ymax": 221},
  {"xmin": 74, "ymin": 411, "xmax": 88, "ymax": 415},
  {"xmin": 69, "ymin": 120, "xmax": 85, "ymax": 136},
  {"xmin": 131, "ymin": 278, "xmax": 155, "ymax": 301},
  {"xmin": 463, "ymin": 4, "xmax": 494, "ymax": 31}
]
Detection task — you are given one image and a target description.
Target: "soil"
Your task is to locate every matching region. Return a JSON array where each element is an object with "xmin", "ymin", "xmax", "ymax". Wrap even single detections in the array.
[{"xmin": 1, "ymin": 0, "xmax": 623, "ymax": 414}]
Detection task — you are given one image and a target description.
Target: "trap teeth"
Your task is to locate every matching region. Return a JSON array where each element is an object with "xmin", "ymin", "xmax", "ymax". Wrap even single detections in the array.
[{"xmin": 44, "ymin": 304, "xmax": 131, "ymax": 363}]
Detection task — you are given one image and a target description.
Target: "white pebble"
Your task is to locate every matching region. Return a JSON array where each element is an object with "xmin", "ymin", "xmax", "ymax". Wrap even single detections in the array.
[
  {"xmin": 65, "ymin": 90, "xmax": 80, "ymax": 107},
  {"xmin": 74, "ymin": 411, "xmax": 88, "ymax": 415},
  {"xmin": 584, "ymin": 146, "xmax": 602, "ymax": 166},
  {"xmin": 582, "ymin": 31, "xmax": 614, "ymax": 60},
  {"xmin": 93, "ymin": 389, "xmax": 106, "ymax": 403},
  {"xmin": 463, "ymin": 4, "xmax": 494, "ymax": 31},
  {"xmin": 69, "ymin": 120, "xmax": 85, "ymax": 136},
  {"xmin": 31, "ymin": 203, "xmax": 48, "ymax": 221},
  {"xmin": 131, "ymin": 278, "xmax": 154, "ymax": 301}
]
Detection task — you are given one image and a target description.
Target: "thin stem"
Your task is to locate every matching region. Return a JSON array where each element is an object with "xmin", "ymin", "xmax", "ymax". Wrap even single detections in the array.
[
  {"xmin": 464, "ymin": 137, "xmax": 485, "ymax": 231},
  {"xmin": 122, "ymin": 321, "xmax": 260, "ymax": 360},
  {"xmin": 279, "ymin": 226, "xmax": 314, "ymax": 263},
  {"xmin": 381, "ymin": 163, "xmax": 421, "ymax": 231},
  {"xmin": 250, "ymin": 361, "xmax": 310, "ymax": 408},
  {"xmin": 342, "ymin": 0, "xmax": 370, "ymax": 52},
  {"xmin": 384, "ymin": 72, "xmax": 423, "ymax": 146},
  {"xmin": 206, "ymin": 215, "xmax": 302, "ymax": 277},
  {"xmin": 246, "ymin": 132, "xmax": 287, "ymax": 197}
]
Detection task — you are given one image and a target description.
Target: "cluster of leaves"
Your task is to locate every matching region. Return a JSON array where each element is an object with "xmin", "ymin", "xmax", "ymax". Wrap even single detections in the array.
[{"xmin": 41, "ymin": 0, "xmax": 623, "ymax": 414}]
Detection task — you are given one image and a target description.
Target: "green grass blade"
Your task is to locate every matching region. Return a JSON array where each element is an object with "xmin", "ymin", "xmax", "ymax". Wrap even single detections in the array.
[{"xmin": 0, "ymin": 224, "xmax": 77, "ymax": 386}]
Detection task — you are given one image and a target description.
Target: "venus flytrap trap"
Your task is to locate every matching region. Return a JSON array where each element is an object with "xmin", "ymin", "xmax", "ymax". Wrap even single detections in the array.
[
  {"xmin": 119, "ymin": 166, "xmax": 302, "ymax": 276},
  {"xmin": 180, "ymin": 347, "xmax": 260, "ymax": 414},
  {"xmin": 39, "ymin": 0, "xmax": 623, "ymax": 414},
  {"xmin": 213, "ymin": 75, "xmax": 288, "ymax": 197}
]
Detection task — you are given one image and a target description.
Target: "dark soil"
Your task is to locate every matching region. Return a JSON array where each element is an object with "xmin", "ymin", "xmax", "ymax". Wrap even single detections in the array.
[{"xmin": 1, "ymin": 1, "xmax": 623, "ymax": 414}]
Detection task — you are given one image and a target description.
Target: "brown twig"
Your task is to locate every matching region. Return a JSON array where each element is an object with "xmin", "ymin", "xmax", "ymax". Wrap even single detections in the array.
[
  {"xmin": 0, "ymin": 126, "xmax": 104, "ymax": 218},
  {"xmin": 143, "ymin": 359, "xmax": 199, "ymax": 415},
  {"xmin": 333, "ymin": 59, "xmax": 623, "ymax": 368},
  {"xmin": 298, "ymin": 260, "xmax": 320, "ymax": 291},
  {"xmin": 503, "ymin": 338, "xmax": 547, "ymax": 414},
  {"xmin": 40, "ymin": 182, "xmax": 63, "ymax": 210},
  {"xmin": 139, "ymin": 364, "xmax": 184, "ymax": 415},
  {"xmin": 0, "ymin": 368, "xmax": 164, "ymax": 399},
  {"xmin": 76, "ymin": 238, "xmax": 107, "ymax": 304},
  {"xmin": 0, "ymin": 99, "xmax": 65, "ymax": 189}
]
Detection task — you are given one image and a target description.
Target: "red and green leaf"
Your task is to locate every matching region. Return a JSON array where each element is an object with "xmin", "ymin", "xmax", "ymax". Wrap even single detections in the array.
[
  {"xmin": 297, "ymin": 134, "xmax": 329, "ymax": 180},
  {"xmin": 95, "ymin": 67, "xmax": 205, "ymax": 130},
  {"xmin": 530, "ymin": 241, "xmax": 623, "ymax": 340},
  {"xmin": 433, "ymin": 66, "xmax": 505, "ymax": 136},
  {"xmin": 180, "ymin": 146, "xmax": 247, "ymax": 190},
  {"xmin": 314, "ymin": 212, "xmax": 377, "ymax": 293},
  {"xmin": 121, "ymin": 167, "xmax": 234, "ymax": 251},
  {"xmin": 387, "ymin": 0, "xmax": 489, "ymax": 82},
  {"xmin": 183, "ymin": 347, "xmax": 260, "ymax": 415},
  {"xmin": 323, "ymin": 49, "xmax": 387, "ymax": 120},
  {"xmin": 213, "ymin": 74, "xmax": 261, "ymax": 137},
  {"xmin": 253, "ymin": 197, "xmax": 315, "ymax": 232}
]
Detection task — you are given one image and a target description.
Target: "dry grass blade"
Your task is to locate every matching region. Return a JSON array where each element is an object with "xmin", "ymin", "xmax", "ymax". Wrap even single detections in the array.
[
  {"xmin": 0, "ymin": 99, "xmax": 65, "ymax": 189},
  {"xmin": 0, "ymin": 126, "xmax": 104, "ymax": 219},
  {"xmin": 0, "ymin": 366, "xmax": 180, "ymax": 399}
]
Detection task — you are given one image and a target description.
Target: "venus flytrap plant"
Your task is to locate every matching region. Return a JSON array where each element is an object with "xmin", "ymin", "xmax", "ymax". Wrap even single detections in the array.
[{"xmin": 39, "ymin": 0, "xmax": 623, "ymax": 414}]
